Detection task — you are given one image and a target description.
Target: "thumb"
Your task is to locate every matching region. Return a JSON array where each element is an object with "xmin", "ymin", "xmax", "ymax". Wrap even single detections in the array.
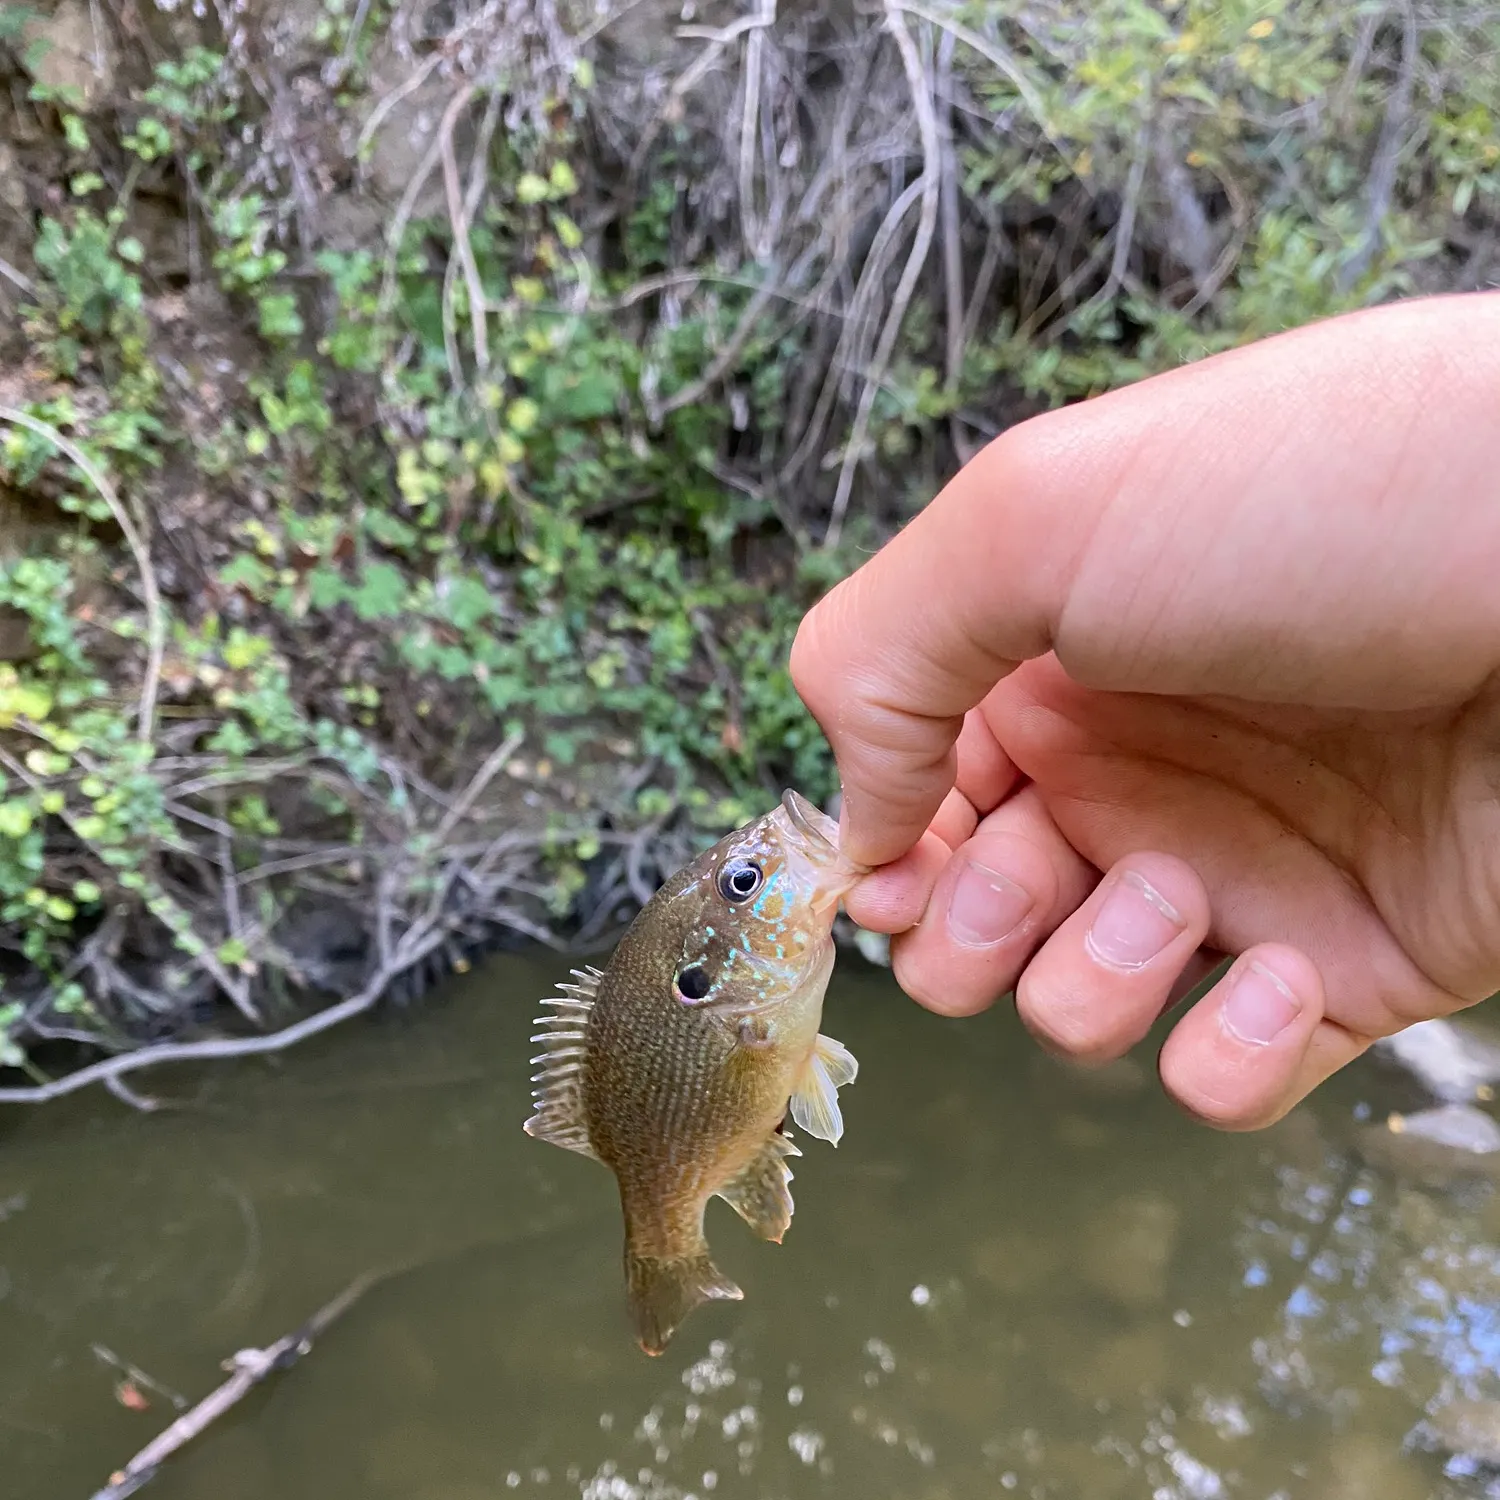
[{"xmin": 789, "ymin": 434, "xmax": 1086, "ymax": 869}]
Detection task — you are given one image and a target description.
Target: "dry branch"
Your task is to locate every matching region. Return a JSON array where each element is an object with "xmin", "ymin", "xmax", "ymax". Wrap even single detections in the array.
[
  {"xmin": 823, "ymin": 3, "xmax": 943, "ymax": 550},
  {"xmin": 89, "ymin": 1270, "xmax": 379, "ymax": 1500}
]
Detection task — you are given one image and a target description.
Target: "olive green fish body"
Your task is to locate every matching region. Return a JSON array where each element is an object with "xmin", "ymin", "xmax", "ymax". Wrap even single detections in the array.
[{"xmin": 524, "ymin": 790, "xmax": 864, "ymax": 1355}]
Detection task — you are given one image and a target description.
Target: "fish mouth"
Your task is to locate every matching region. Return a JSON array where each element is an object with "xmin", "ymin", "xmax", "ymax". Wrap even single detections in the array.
[
  {"xmin": 777, "ymin": 788, "xmax": 869, "ymax": 914},
  {"xmin": 780, "ymin": 789, "xmax": 840, "ymax": 854}
]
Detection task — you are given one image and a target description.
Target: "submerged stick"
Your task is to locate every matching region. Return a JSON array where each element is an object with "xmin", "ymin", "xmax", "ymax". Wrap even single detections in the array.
[{"xmin": 88, "ymin": 1270, "xmax": 379, "ymax": 1500}]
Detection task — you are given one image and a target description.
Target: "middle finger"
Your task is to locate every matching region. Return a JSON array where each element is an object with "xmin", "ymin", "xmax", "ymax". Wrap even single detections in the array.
[{"xmin": 890, "ymin": 785, "xmax": 1098, "ymax": 1017}]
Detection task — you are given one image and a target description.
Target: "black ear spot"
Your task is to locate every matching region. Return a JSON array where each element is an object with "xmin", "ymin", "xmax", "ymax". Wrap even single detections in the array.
[{"xmin": 676, "ymin": 965, "xmax": 712, "ymax": 1001}]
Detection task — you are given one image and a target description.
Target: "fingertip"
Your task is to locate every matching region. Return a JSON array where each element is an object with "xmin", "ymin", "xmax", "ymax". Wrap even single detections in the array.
[
  {"xmin": 1158, "ymin": 944, "xmax": 1326, "ymax": 1132},
  {"xmin": 843, "ymin": 758, "xmax": 959, "ymax": 870},
  {"xmin": 791, "ymin": 579, "xmax": 955, "ymax": 868}
]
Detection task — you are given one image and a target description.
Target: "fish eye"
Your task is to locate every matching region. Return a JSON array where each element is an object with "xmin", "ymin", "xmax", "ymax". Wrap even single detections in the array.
[
  {"xmin": 676, "ymin": 965, "xmax": 712, "ymax": 1001},
  {"xmin": 717, "ymin": 858, "xmax": 764, "ymax": 904}
]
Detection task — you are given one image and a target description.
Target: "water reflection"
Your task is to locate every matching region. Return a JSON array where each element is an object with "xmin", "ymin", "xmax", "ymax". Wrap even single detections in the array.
[{"xmin": 1, "ymin": 957, "xmax": 1499, "ymax": 1498}]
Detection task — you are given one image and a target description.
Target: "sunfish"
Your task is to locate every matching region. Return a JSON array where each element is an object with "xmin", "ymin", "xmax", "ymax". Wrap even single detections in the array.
[{"xmin": 524, "ymin": 789, "xmax": 867, "ymax": 1354}]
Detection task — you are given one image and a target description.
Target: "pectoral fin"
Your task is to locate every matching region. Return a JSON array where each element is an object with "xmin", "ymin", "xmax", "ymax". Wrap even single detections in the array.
[
  {"xmin": 715, "ymin": 1131, "xmax": 802, "ymax": 1243},
  {"xmin": 788, "ymin": 1033, "xmax": 858, "ymax": 1146}
]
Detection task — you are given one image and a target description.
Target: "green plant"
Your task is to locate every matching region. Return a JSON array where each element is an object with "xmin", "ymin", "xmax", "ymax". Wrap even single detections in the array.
[{"xmin": 0, "ymin": 0, "xmax": 1495, "ymax": 1099}]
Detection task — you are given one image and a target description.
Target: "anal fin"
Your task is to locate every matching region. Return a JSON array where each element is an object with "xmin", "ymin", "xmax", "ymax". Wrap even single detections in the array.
[
  {"xmin": 788, "ymin": 1032, "xmax": 858, "ymax": 1146},
  {"xmin": 714, "ymin": 1130, "xmax": 802, "ymax": 1243},
  {"xmin": 522, "ymin": 965, "xmax": 603, "ymax": 1159}
]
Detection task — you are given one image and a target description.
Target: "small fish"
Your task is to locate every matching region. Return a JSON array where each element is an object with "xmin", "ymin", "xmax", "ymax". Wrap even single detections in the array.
[{"xmin": 523, "ymin": 789, "xmax": 868, "ymax": 1355}]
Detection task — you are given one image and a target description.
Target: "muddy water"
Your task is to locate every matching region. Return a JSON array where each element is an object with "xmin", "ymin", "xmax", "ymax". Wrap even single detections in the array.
[{"xmin": 2, "ymin": 955, "xmax": 1499, "ymax": 1499}]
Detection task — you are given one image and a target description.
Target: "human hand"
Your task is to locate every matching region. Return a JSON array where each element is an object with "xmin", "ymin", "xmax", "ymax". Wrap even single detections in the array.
[{"xmin": 791, "ymin": 292, "xmax": 1500, "ymax": 1129}]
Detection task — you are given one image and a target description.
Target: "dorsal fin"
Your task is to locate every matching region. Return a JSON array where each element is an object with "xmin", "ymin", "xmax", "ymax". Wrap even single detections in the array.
[
  {"xmin": 714, "ymin": 1129, "xmax": 802, "ymax": 1243},
  {"xmin": 522, "ymin": 965, "xmax": 603, "ymax": 1159}
]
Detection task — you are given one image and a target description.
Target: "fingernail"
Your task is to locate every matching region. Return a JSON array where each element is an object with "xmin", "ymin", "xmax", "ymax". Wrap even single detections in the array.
[
  {"xmin": 1085, "ymin": 870, "xmax": 1185, "ymax": 970},
  {"xmin": 1222, "ymin": 961, "xmax": 1301, "ymax": 1046},
  {"xmin": 948, "ymin": 860, "xmax": 1035, "ymax": 947}
]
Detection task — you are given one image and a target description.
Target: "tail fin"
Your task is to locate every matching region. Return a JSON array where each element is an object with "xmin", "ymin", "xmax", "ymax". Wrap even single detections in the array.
[{"xmin": 624, "ymin": 1246, "xmax": 742, "ymax": 1356}]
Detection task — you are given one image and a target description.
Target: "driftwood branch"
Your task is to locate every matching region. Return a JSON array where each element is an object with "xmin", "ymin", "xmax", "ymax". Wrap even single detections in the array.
[
  {"xmin": 0, "ymin": 902, "xmax": 450, "ymax": 1104},
  {"xmin": 88, "ymin": 1271, "xmax": 379, "ymax": 1500}
]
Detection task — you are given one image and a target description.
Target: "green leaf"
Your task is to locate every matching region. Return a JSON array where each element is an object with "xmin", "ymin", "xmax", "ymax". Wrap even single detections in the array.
[
  {"xmin": 350, "ymin": 562, "xmax": 408, "ymax": 620},
  {"xmin": 506, "ymin": 397, "xmax": 540, "ymax": 434},
  {"xmin": 546, "ymin": 369, "xmax": 618, "ymax": 421},
  {"xmin": 220, "ymin": 554, "xmax": 272, "ymax": 593},
  {"xmin": 257, "ymin": 292, "xmax": 304, "ymax": 341},
  {"xmin": 307, "ymin": 567, "xmax": 348, "ymax": 610},
  {"xmin": 441, "ymin": 574, "xmax": 494, "ymax": 631},
  {"xmin": 516, "ymin": 172, "xmax": 550, "ymax": 204},
  {"xmin": 0, "ymin": 801, "xmax": 33, "ymax": 839},
  {"xmin": 223, "ymin": 631, "xmax": 272, "ymax": 671}
]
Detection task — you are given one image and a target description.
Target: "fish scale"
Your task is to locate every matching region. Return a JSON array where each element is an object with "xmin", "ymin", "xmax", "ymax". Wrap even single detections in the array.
[{"xmin": 523, "ymin": 789, "xmax": 866, "ymax": 1355}]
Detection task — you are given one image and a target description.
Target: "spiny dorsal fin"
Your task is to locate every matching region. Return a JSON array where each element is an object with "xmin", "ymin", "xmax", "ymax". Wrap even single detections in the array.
[
  {"xmin": 522, "ymin": 965, "xmax": 603, "ymax": 1159},
  {"xmin": 788, "ymin": 1032, "xmax": 859, "ymax": 1147},
  {"xmin": 714, "ymin": 1130, "xmax": 802, "ymax": 1243}
]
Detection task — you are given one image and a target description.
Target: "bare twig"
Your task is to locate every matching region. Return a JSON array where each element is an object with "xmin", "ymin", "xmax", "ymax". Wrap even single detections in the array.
[
  {"xmin": 90, "ymin": 1346, "xmax": 189, "ymax": 1412},
  {"xmin": 1078, "ymin": 102, "xmax": 1152, "ymax": 316},
  {"xmin": 655, "ymin": 274, "xmax": 782, "ymax": 419},
  {"xmin": 89, "ymin": 1271, "xmax": 380, "ymax": 1500},
  {"xmin": 1340, "ymin": 0, "xmax": 1419, "ymax": 292},
  {"xmin": 215, "ymin": 799, "xmax": 245, "ymax": 963},
  {"xmin": 887, "ymin": 0, "xmax": 1065, "ymax": 160},
  {"xmin": 824, "ymin": 4, "xmax": 942, "ymax": 550},
  {"xmin": 958, "ymin": 216, "xmax": 1005, "ymax": 354},
  {"xmin": 628, "ymin": 13, "xmax": 778, "ymax": 180},
  {"xmin": 377, "ymin": 127, "xmax": 448, "ymax": 335},
  {"xmin": 105, "ymin": 1074, "xmax": 167, "ymax": 1112},
  {"xmin": 738, "ymin": 0, "xmax": 777, "ymax": 260},
  {"xmin": 432, "ymin": 728, "xmax": 524, "ymax": 846},
  {"xmin": 0, "ymin": 407, "xmax": 164, "ymax": 741},
  {"xmin": 935, "ymin": 28, "xmax": 970, "ymax": 461},
  {"xmin": 778, "ymin": 174, "xmax": 926, "ymax": 488},
  {"xmin": 0, "ymin": 257, "xmax": 34, "ymax": 295},
  {"xmin": 438, "ymin": 84, "xmax": 486, "ymax": 379}
]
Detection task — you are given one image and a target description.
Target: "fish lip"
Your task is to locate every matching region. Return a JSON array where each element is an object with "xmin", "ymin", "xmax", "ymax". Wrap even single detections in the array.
[
  {"xmin": 778, "ymin": 788, "xmax": 868, "ymax": 914},
  {"xmin": 780, "ymin": 789, "xmax": 847, "ymax": 861}
]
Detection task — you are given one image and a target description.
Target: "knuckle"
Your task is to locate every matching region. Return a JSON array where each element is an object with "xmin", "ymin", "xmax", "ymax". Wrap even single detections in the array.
[{"xmin": 1015, "ymin": 973, "xmax": 1130, "ymax": 1061}]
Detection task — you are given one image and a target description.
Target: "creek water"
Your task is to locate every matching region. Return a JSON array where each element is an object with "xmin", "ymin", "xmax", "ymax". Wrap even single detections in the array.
[{"xmin": 2, "ymin": 954, "xmax": 1499, "ymax": 1499}]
